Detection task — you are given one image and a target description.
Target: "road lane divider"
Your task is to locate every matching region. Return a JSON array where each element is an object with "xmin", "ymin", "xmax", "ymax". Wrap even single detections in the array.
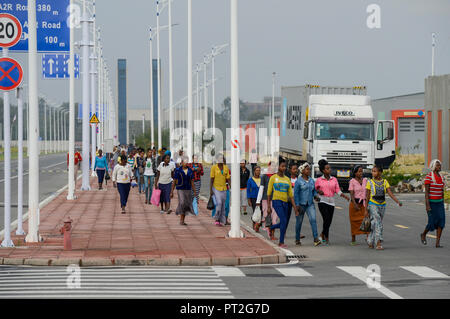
[
  {"xmin": 394, "ymin": 225, "xmax": 409, "ymax": 229},
  {"xmin": 400, "ymin": 266, "xmax": 449, "ymax": 278}
]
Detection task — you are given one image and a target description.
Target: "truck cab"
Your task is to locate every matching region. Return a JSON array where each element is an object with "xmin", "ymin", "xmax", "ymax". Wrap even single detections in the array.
[{"xmin": 303, "ymin": 95, "xmax": 395, "ymax": 186}]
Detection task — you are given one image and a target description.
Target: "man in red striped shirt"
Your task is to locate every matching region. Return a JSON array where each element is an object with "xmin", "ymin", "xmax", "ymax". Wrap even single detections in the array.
[{"xmin": 421, "ymin": 159, "xmax": 446, "ymax": 248}]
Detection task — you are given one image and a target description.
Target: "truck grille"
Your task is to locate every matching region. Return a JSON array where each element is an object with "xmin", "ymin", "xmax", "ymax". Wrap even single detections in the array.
[{"xmin": 325, "ymin": 151, "xmax": 367, "ymax": 163}]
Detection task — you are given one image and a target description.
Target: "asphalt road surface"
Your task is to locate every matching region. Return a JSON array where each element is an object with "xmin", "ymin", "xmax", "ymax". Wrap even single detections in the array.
[
  {"xmin": 0, "ymin": 153, "xmax": 76, "ymax": 230},
  {"xmin": 0, "ymin": 164, "xmax": 449, "ymax": 299}
]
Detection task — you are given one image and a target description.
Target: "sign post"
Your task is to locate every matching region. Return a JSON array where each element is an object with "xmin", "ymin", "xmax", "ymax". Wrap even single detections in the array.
[
  {"xmin": 16, "ymin": 87, "xmax": 25, "ymax": 235},
  {"xmin": 0, "ymin": 12, "xmax": 23, "ymax": 247}
]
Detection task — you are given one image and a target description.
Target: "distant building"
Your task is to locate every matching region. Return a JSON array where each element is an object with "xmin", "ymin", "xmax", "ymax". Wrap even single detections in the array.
[
  {"xmin": 372, "ymin": 92, "xmax": 425, "ymax": 154},
  {"xmin": 425, "ymin": 74, "xmax": 450, "ymax": 170},
  {"xmin": 117, "ymin": 59, "xmax": 127, "ymax": 145}
]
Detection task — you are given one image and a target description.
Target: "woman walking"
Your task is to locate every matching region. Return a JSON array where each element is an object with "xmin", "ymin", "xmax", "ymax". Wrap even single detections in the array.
[
  {"xmin": 171, "ymin": 156, "xmax": 196, "ymax": 225},
  {"xmin": 315, "ymin": 159, "xmax": 350, "ymax": 244},
  {"xmin": 240, "ymin": 159, "xmax": 251, "ymax": 215},
  {"xmin": 188, "ymin": 155, "xmax": 204, "ymax": 203},
  {"xmin": 112, "ymin": 156, "xmax": 134, "ymax": 213},
  {"xmin": 135, "ymin": 149, "xmax": 146, "ymax": 194},
  {"xmin": 267, "ymin": 160, "xmax": 299, "ymax": 248},
  {"xmin": 348, "ymin": 166, "xmax": 369, "ymax": 245},
  {"xmin": 364, "ymin": 165, "xmax": 402, "ymax": 250},
  {"xmin": 294, "ymin": 163, "xmax": 321, "ymax": 246},
  {"xmin": 155, "ymin": 154, "xmax": 175, "ymax": 214},
  {"xmin": 420, "ymin": 159, "xmax": 445, "ymax": 248},
  {"xmin": 247, "ymin": 166, "xmax": 261, "ymax": 231},
  {"xmin": 259, "ymin": 162, "xmax": 277, "ymax": 232},
  {"xmin": 210, "ymin": 154, "xmax": 231, "ymax": 226},
  {"xmin": 94, "ymin": 149, "xmax": 108, "ymax": 190},
  {"xmin": 143, "ymin": 149, "xmax": 156, "ymax": 204}
]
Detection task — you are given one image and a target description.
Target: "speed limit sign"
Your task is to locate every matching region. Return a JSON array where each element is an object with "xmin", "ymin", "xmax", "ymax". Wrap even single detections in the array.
[{"xmin": 0, "ymin": 13, "xmax": 22, "ymax": 48}]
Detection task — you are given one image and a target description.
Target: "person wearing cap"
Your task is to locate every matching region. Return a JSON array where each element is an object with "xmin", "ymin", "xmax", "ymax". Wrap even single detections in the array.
[{"xmin": 240, "ymin": 159, "xmax": 251, "ymax": 216}]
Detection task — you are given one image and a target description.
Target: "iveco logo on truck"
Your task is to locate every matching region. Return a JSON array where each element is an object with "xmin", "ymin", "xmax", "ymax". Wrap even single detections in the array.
[{"xmin": 335, "ymin": 110, "xmax": 355, "ymax": 116}]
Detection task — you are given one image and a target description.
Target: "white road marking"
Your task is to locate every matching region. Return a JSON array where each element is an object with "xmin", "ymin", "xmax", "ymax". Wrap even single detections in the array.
[
  {"xmin": 394, "ymin": 224, "xmax": 409, "ymax": 229},
  {"xmin": 400, "ymin": 266, "xmax": 449, "ymax": 279},
  {"xmin": 0, "ymin": 161, "xmax": 66, "ymax": 183},
  {"xmin": 337, "ymin": 266, "xmax": 403, "ymax": 299},
  {"xmin": 275, "ymin": 267, "xmax": 313, "ymax": 277},
  {"xmin": 212, "ymin": 266, "xmax": 246, "ymax": 277}
]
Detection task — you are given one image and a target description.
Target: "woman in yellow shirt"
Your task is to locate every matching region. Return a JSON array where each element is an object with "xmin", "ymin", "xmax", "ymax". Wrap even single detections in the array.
[
  {"xmin": 267, "ymin": 160, "xmax": 299, "ymax": 248},
  {"xmin": 210, "ymin": 154, "xmax": 231, "ymax": 226}
]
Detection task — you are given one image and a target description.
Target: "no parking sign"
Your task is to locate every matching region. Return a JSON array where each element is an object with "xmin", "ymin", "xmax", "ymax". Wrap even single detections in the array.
[{"xmin": 0, "ymin": 57, "xmax": 23, "ymax": 91}]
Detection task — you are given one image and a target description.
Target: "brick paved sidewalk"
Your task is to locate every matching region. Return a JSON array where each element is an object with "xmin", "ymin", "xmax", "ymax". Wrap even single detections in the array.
[{"xmin": 0, "ymin": 178, "xmax": 286, "ymax": 266}]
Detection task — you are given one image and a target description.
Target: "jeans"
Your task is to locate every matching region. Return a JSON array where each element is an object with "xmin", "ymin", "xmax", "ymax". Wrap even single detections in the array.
[
  {"xmin": 270, "ymin": 200, "xmax": 289, "ymax": 244},
  {"xmin": 295, "ymin": 204, "xmax": 318, "ymax": 241},
  {"xmin": 144, "ymin": 175, "xmax": 155, "ymax": 202},
  {"xmin": 96, "ymin": 169, "xmax": 105, "ymax": 184},
  {"xmin": 135, "ymin": 169, "xmax": 144, "ymax": 192},
  {"xmin": 318, "ymin": 202, "xmax": 335, "ymax": 239},
  {"xmin": 117, "ymin": 183, "xmax": 131, "ymax": 207}
]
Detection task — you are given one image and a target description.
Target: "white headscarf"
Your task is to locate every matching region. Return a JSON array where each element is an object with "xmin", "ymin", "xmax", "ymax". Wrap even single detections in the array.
[
  {"xmin": 429, "ymin": 159, "xmax": 441, "ymax": 171},
  {"xmin": 299, "ymin": 162, "xmax": 310, "ymax": 173}
]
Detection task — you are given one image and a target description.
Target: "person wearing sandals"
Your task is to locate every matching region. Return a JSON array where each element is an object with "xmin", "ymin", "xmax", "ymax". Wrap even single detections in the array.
[
  {"xmin": 315, "ymin": 159, "xmax": 350, "ymax": 244},
  {"xmin": 188, "ymin": 155, "xmax": 204, "ymax": 204},
  {"xmin": 155, "ymin": 154, "xmax": 175, "ymax": 214},
  {"xmin": 421, "ymin": 159, "xmax": 446, "ymax": 248},
  {"xmin": 294, "ymin": 163, "xmax": 321, "ymax": 246},
  {"xmin": 348, "ymin": 165, "xmax": 369, "ymax": 245},
  {"xmin": 364, "ymin": 165, "xmax": 402, "ymax": 250},
  {"xmin": 171, "ymin": 156, "xmax": 196, "ymax": 226},
  {"xmin": 93, "ymin": 149, "xmax": 108, "ymax": 190},
  {"xmin": 112, "ymin": 156, "xmax": 134, "ymax": 214},
  {"xmin": 143, "ymin": 149, "xmax": 156, "ymax": 204},
  {"xmin": 267, "ymin": 160, "xmax": 299, "ymax": 248}
]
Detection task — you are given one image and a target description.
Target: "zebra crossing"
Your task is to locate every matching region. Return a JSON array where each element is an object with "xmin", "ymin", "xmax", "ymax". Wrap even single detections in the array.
[
  {"xmin": 0, "ymin": 266, "xmax": 233, "ymax": 299},
  {"xmin": 0, "ymin": 265, "xmax": 448, "ymax": 298}
]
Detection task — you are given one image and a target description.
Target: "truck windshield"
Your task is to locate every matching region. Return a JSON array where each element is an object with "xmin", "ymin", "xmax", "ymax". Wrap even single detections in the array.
[{"xmin": 315, "ymin": 122, "xmax": 374, "ymax": 141}]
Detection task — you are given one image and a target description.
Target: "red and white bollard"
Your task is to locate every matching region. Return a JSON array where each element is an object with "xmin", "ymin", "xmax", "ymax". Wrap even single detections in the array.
[{"xmin": 60, "ymin": 217, "xmax": 73, "ymax": 250}]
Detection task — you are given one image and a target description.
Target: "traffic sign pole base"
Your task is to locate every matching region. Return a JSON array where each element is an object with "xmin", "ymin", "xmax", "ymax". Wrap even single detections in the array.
[
  {"xmin": 15, "ymin": 229, "xmax": 26, "ymax": 236},
  {"xmin": 1, "ymin": 239, "xmax": 15, "ymax": 248},
  {"xmin": 227, "ymin": 230, "xmax": 244, "ymax": 238}
]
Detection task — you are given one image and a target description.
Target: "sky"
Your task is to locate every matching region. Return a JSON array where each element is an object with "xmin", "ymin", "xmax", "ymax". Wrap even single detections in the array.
[{"xmin": 4, "ymin": 0, "xmax": 450, "ymax": 112}]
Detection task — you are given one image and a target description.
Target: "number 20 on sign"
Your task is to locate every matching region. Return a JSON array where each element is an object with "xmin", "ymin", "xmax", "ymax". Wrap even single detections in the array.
[{"xmin": 0, "ymin": 13, "xmax": 22, "ymax": 48}]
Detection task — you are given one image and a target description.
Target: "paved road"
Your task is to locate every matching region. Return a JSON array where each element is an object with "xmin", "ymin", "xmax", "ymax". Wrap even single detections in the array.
[
  {"xmin": 198, "ymin": 165, "xmax": 450, "ymax": 298},
  {"xmin": 0, "ymin": 153, "xmax": 76, "ymax": 230},
  {"xmin": 0, "ymin": 164, "xmax": 449, "ymax": 299}
]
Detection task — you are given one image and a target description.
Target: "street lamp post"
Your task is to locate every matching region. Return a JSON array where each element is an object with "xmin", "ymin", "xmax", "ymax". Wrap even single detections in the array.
[
  {"xmin": 210, "ymin": 43, "xmax": 228, "ymax": 134},
  {"xmin": 187, "ymin": 0, "xmax": 193, "ymax": 159},
  {"xmin": 229, "ymin": 0, "xmax": 242, "ymax": 238},
  {"xmin": 67, "ymin": 0, "xmax": 76, "ymax": 200}
]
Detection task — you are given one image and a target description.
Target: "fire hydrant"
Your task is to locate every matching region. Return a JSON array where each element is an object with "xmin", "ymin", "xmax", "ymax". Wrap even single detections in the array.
[{"xmin": 60, "ymin": 217, "xmax": 73, "ymax": 251}]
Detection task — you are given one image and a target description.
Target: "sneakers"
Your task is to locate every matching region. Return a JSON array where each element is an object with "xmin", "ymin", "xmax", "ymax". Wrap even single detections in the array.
[
  {"xmin": 215, "ymin": 221, "xmax": 221, "ymax": 226},
  {"xmin": 279, "ymin": 243, "xmax": 288, "ymax": 248},
  {"xmin": 160, "ymin": 210, "xmax": 165, "ymax": 214}
]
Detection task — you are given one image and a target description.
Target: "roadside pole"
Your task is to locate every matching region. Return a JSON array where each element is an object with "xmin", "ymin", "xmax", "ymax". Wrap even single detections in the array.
[
  {"xmin": 67, "ymin": 0, "xmax": 76, "ymax": 200},
  {"xmin": 203, "ymin": 56, "xmax": 208, "ymax": 131},
  {"xmin": 1, "ymin": 47, "xmax": 14, "ymax": 247},
  {"xmin": 53, "ymin": 107, "xmax": 56, "ymax": 152},
  {"xmin": 156, "ymin": 1, "xmax": 162, "ymax": 149},
  {"xmin": 229, "ymin": 0, "xmax": 243, "ymax": 238},
  {"xmin": 26, "ymin": 0, "xmax": 41, "ymax": 243},
  {"xmin": 16, "ymin": 87, "xmax": 25, "ymax": 235},
  {"xmin": 44, "ymin": 102, "xmax": 47, "ymax": 153},
  {"xmin": 211, "ymin": 54, "xmax": 216, "ymax": 134},
  {"xmin": 187, "ymin": 0, "xmax": 193, "ymax": 159},
  {"xmin": 90, "ymin": 9, "xmax": 97, "ymax": 170},
  {"xmin": 168, "ymin": 0, "xmax": 174, "ymax": 152},
  {"xmin": 149, "ymin": 29, "xmax": 155, "ymax": 148},
  {"xmin": 81, "ymin": 0, "xmax": 91, "ymax": 190}
]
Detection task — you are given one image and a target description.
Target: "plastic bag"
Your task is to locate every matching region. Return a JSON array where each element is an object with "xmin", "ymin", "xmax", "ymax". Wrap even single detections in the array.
[
  {"xmin": 193, "ymin": 197, "xmax": 199, "ymax": 216},
  {"xmin": 252, "ymin": 206, "xmax": 262, "ymax": 223},
  {"xmin": 207, "ymin": 195, "xmax": 215, "ymax": 210},
  {"xmin": 150, "ymin": 189, "xmax": 161, "ymax": 206}
]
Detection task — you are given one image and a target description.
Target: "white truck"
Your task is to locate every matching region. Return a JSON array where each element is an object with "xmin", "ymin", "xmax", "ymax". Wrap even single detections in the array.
[{"xmin": 280, "ymin": 85, "xmax": 396, "ymax": 186}]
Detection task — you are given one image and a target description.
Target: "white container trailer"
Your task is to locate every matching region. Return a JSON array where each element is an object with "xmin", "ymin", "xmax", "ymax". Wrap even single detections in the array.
[{"xmin": 280, "ymin": 84, "xmax": 396, "ymax": 185}]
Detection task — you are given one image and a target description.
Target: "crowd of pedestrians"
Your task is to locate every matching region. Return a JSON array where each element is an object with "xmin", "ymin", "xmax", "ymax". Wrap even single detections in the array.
[{"xmin": 85, "ymin": 144, "xmax": 445, "ymax": 250}]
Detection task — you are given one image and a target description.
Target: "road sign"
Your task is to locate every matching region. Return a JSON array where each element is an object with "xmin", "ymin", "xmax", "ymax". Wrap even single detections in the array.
[
  {"xmin": 0, "ymin": 57, "xmax": 23, "ymax": 91},
  {"xmin": 0, "ymin": 0, "xmax": 70, "ymax": 52},
  {"xmin": 0, "ymin": 13, "xmax": 22, "ymax": 48},
  {"xmin": 42, "ymin": 54, "xmax": 79, "ymax": 79},
  {"xmin": 89, "ymin": 113, "xmax": 100, "ymax": 124}
]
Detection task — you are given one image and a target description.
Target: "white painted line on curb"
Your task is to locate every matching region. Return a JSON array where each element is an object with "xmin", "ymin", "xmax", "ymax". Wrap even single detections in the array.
[
  {"xmin": 400, "ymin": 266, "xmax": 449, "ymax": 278},
  {"xmin": 275, "ymin": 267, "xmax": 313, "ymax": 277},
  {"xmin": 212, "ymin": 267, "xmax": 246, "ymax": 277},
  {"xmin": 337, "ymin": 266, "xmax": 403, "ymax": 299}
]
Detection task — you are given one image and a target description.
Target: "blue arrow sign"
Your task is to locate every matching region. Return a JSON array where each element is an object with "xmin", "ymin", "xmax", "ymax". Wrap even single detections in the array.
[
  {"xmin": 0, "ymin": 0, "xmax": 70, "ymax": 52},
  {"xmin": 42, "ymin": 54, "xmax": 79, "ymax": 79}
]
